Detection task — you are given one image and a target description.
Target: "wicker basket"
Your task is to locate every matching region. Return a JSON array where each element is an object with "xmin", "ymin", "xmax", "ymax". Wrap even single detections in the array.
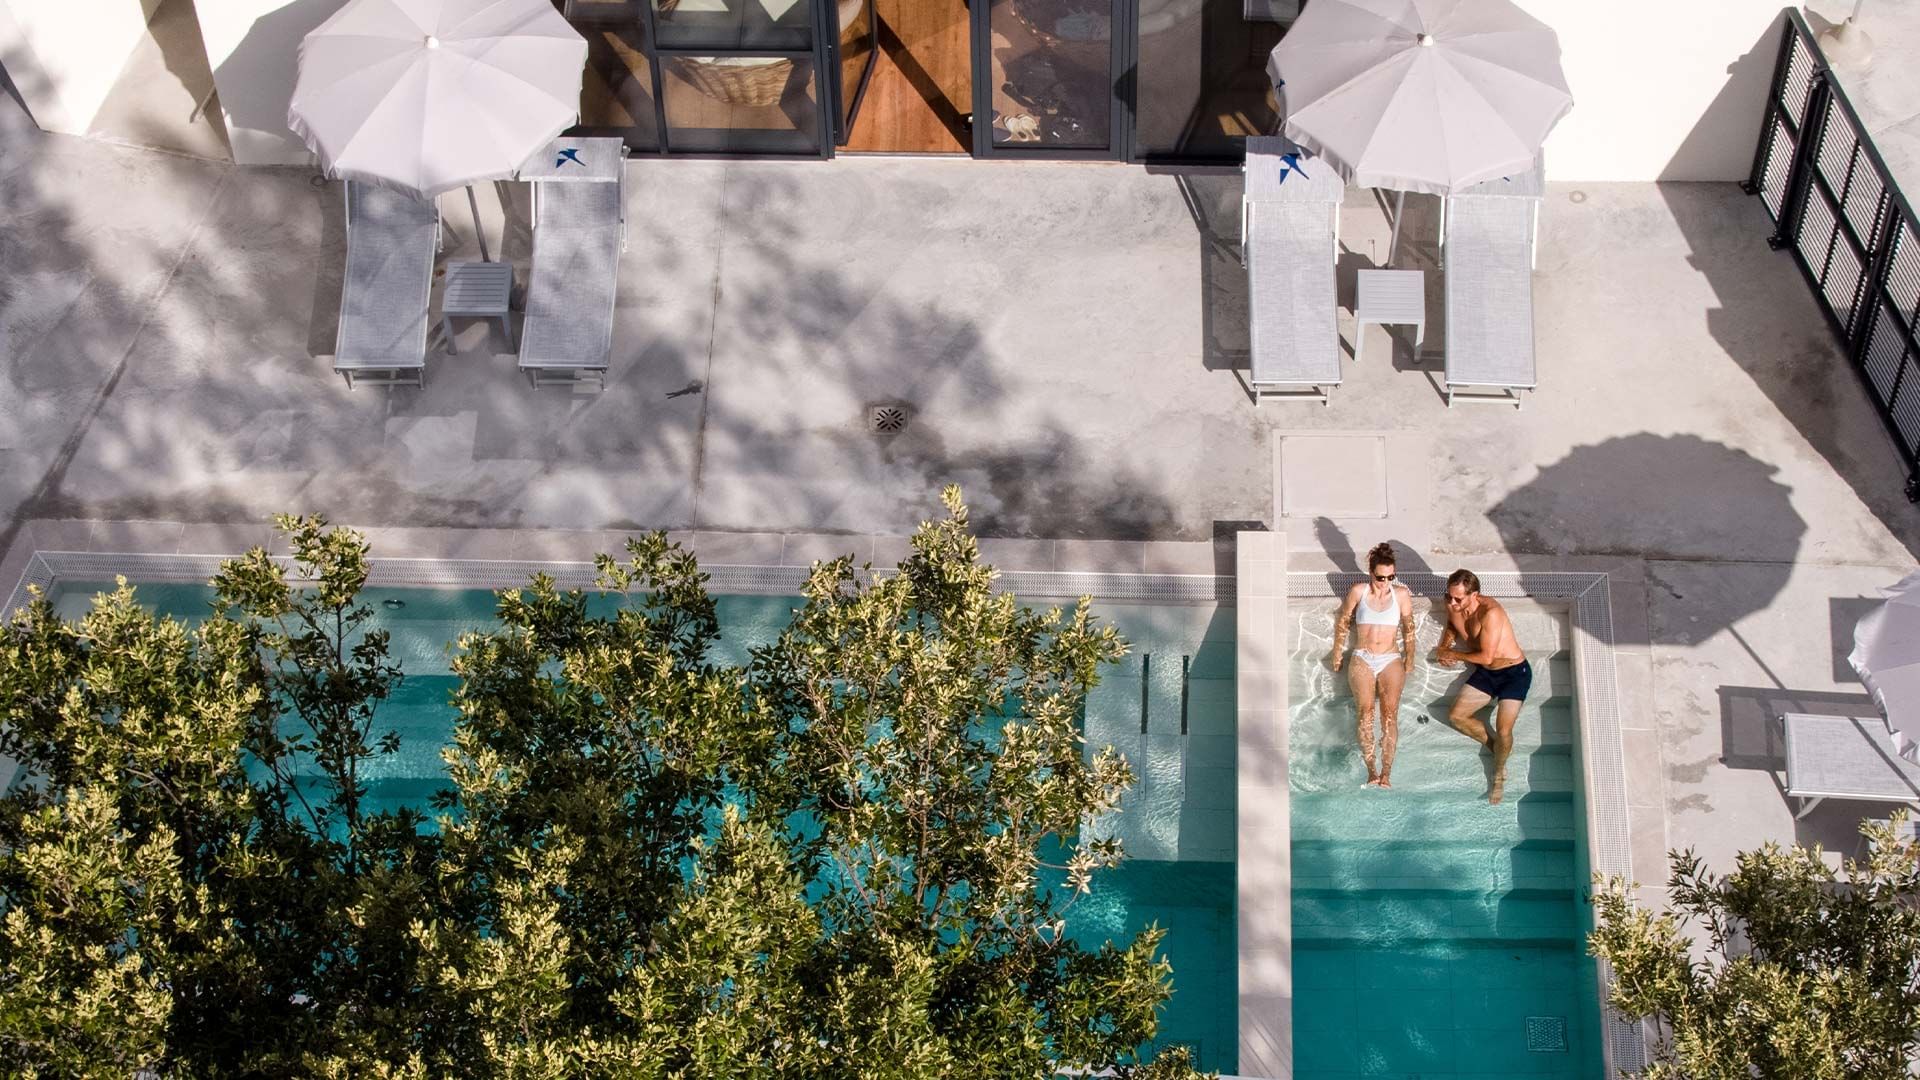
[{"xmin": 670, "ymin": 55, "xmax": 793, "ymax": 108}]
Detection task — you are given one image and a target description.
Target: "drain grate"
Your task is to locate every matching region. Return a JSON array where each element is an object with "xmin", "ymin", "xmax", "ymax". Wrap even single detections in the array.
[
  {"xmin": 868, "ymin": 404, "xmax": 910, "ymax": 434},
  {"xmin": 1525, "ymin": 1016, "xmax": 1569, "ymax": 1053}
]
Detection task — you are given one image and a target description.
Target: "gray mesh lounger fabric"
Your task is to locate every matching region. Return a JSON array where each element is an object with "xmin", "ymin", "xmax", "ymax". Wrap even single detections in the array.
[
  {"xmin": 1248, "ymin": 204, "xmax": 1341, "ymax": 401},
  {"xmin": 519, "ymin": 159, "xmax": 624, "ymax": 388},
  {"xmin": 1443, "ymin": 195, "xmax": 1535, "ymax": 406},
  {"xmin": 334, "ymin": 183, "xmax": 438, "ymax": 388},
  {"xmin": 1243, "ymin": 137, "xmax": 1343, "ymax": 404},
  {"xmin": 1781, "ymin": 712, "xmax": 1920, "ymax": 819}
]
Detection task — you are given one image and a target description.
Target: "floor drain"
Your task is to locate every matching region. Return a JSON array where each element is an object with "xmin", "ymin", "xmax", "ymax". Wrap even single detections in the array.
[
  {"xmin": 868, "ymin": 404, "xmax": 909, "ymax": 433},
  {"xmin": 1525, "ymin": 1016, "xmax": 1569, "ymax": 1053}
]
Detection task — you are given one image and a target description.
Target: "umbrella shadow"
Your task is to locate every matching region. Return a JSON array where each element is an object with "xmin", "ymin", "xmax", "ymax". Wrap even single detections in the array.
[{"xmin": 1490, "ymin": 433, "xmax": 1807, "ymax": 645}]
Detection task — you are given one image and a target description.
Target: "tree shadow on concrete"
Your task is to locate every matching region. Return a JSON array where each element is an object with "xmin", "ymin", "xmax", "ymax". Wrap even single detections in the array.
[
  {"xmin": 1660, "ymin": 182, "xmax": 1920, "ymax": 560},
  {"xmin": 1489, "ymin": 433, "xmax": 1806, "ymax": 642},
  {"xmin": 24, "ymin": 156, "xmax": 1255, "ymax": 541}
]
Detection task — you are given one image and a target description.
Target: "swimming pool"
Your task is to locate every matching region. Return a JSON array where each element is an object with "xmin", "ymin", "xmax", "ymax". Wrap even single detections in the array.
[
  {"xmin": 44, "ymin": 579, "xmax": 1239, "ymax": 1075},
  {"xmin": 1287, "ymin": 601, "xmax": 1602, "ymax": 1079}
]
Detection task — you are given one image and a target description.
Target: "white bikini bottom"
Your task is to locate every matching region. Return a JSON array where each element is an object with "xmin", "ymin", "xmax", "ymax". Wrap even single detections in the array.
[{"xmin": 1353, "ymin": 649, "xmax": 1402, "ymax": 676}]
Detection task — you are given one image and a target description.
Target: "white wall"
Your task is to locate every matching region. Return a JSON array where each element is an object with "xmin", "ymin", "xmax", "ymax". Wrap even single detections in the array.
[
  {"xmin": 1530, "ymin": 0, "xmax": 1785, "ymax": 182},
  {"xmin": 0, "ymin": 0, "xmax": 155, "ymax": 134},
  {"xmin": 192, "ymin": 0, "xmax": 342, "ymax": 165}
]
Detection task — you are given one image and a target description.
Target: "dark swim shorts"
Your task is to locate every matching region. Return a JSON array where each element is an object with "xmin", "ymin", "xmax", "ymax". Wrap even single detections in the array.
[{"xmin": 1466, "ymin": 659, "xmax": 1533, "ymax": 702}]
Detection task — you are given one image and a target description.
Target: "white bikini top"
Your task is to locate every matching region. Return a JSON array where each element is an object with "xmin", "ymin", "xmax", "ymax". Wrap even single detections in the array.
[{"xmin": 1355, "ymin": 583, "xmax": 1403, "ymax": 627}]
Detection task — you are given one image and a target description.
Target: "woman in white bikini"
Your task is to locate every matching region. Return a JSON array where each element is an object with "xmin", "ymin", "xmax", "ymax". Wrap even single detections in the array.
[{"xmin": 1329, "ymin": 543, "xmax": 1417, "ymax": 787}]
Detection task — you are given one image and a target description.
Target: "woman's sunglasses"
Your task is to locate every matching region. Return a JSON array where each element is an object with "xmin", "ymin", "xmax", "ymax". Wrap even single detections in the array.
[{"xmin": 1374, "ymin": 573, "xmax": 1396, "ymax": 582}]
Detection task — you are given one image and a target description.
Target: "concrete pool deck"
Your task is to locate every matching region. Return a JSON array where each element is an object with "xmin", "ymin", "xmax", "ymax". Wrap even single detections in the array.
[{"xmin": 5, "ymin": 80, "xmax": 1920, "ymax": 1067}]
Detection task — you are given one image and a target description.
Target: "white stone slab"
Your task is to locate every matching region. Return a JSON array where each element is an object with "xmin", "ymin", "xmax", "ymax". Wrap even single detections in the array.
[{"xmin": 1277, "ymin": 434, "xmax": 1388, "ymax": 519}]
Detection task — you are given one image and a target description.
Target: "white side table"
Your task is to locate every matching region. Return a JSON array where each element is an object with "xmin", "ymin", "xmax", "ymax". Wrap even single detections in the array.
[
  {"xmin": 1355, "ymin": 269, "xmax": 1425, "ymax": 363},
  {"xmin": 441, "ymin": 261, "xmax": 515, "ymax": 353}
]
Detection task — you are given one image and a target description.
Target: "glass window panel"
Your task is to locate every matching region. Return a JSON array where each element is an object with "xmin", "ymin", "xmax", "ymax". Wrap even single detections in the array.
[
  {"xmin": 662, "ymin": 55, "xmax": 820, "ymax": 152},
  {"xmin": 654, "ymin": 0, "xmax": 813, "ymax": 51},
  {"xmin": 987, "ymin": 0, "xmax": 1112, "ymax": 149},
  {"xmin": 1133, "ymin": 0, "xmax": 1283, "ymax": 160},
  {"xmin": 559, "ymin": 0, "xmax": 662, "ymax": 150}
]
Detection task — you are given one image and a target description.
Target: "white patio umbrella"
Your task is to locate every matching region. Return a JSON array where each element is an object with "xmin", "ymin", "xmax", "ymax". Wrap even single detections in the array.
[
  {"xmin": 287, "ymin": 0, "xmax": 588, "ymax": 260},
  {"xmin": 1267, "ymin": 0, "xmax": 1572, "ymax": 256},
  {"xmin": 1850, "ymin": 569, "xmax": 1920, "ymax": 761}
]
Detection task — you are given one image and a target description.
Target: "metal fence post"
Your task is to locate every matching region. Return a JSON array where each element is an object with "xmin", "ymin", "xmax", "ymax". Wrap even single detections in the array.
[{"xmin": 1772, "ymin": 71, "xmax": 1830, "ymax": 251}]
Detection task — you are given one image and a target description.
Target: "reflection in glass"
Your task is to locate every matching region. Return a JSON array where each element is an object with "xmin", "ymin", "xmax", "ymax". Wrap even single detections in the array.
[
  {"xmin": 837, "ymin": 0, "xmax": 875, "ymax": 141},
  {"xmin": 662, "ymin": 55, "xmax": 820, "ymax": 152},
  {"xmin": 653, "ymin": 0, "xmax": 813, "ymax": 51},
  {"xmin": 558, "ymin": 0, "xmax": 662, "ymax": 149},
  {"xmin": 988, "ymin": 0, "xmax": 1111, "ymax": 149},
  {"xmin": 1134, "ymin": 0, "xmax": 1284, "ymax": 159}
]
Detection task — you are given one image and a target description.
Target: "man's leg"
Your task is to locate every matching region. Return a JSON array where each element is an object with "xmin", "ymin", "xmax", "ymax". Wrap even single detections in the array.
[
  {"xmin": 1444, "ymin": 684, "xmax": 1493, "ymax": 745},
  {"xmin": 1487, "ymin": 696, "xmax": 1523, "ymax": 804}
]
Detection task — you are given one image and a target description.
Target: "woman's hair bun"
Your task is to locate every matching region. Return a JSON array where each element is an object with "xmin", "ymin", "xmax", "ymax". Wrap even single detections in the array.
[{"xmin": 1366, "ymin": 542, "xmax": 1396, "ymax": 572}]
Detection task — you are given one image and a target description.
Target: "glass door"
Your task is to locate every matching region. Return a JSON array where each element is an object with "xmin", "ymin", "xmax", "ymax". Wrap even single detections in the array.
[
  {"xmin": 971, "ymin": 0, "xmax": 1123, "ymax": 157},
  {"xmin": 825, "ymin": 0, "xmax": 878, "ymax": 144}
]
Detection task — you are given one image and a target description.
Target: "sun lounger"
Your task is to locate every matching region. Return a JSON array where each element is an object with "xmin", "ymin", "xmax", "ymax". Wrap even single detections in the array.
[
  {"xmin": 518, "ymin": 137, "xmax": 627, "ymax": 390},
  {"xmin": 333, "ymin": 183, "xmax": 440, "ymax": 389},
  {"xmin": 1780, "ymin": 712, "xmax": 1920, "ymax": 819},
  {"xmin": 1243, "ymin": 135, "xmax": 1344, "ymax": 405},
  {"xmin": 1442, "ymin": 153, "xmax": 1543, "ymax": 408}
]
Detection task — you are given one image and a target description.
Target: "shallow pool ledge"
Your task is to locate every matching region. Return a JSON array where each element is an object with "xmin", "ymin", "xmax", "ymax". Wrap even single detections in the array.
[{"xmin": 1235, "ymin": 531, "xmax": 1291, "ymax": 1079}]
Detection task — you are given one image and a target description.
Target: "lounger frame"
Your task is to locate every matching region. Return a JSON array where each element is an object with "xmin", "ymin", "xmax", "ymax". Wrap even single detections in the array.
[
  {"xmin": 1242, "ymin": 136, "xmax": 1345, "ymax": 406},
  {"xmin": 332, "ymin": 183, "xmax": 441, "ymax": 390},
  {"xmin": 518, "ymin": 141, "xmax": 628, "ymax": 391}
]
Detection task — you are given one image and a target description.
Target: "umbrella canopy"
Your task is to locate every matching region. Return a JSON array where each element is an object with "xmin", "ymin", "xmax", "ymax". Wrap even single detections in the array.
[
  {"xmin": 1268, "ymin": 0, "xmax": 1572, "ymax": 195},
  {"xmin": 1850, "ymin": 569, "xmax": 1920, "ymax": 759},
  {"xmin": 288, "ymin": 0, "xmax": 587, "ymax": 198}
]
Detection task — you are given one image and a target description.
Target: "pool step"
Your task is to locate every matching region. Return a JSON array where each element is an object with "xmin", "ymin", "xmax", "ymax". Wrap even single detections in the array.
[
  {"xmin": 1290, "ymin": 790, "xmax": 1580, "ymax": 846},
  {"xmin": 1291, "ymin": 837, "xmax": 1579, "ymax": 893},
  {"xmin": 1290, "ymin": 701, "xmax": 1576, "ymax": 754},
  {"xmin": 1292, "ymin": 886, "xmax": 1583, "ymax": 945},
  {"xmin": 1290, "ymin": 653, "xmax": 1574, "ymax": 704},
  {"xmin": 1290, "ymin": 603, "xmax": 1573, "ymax": 655}
]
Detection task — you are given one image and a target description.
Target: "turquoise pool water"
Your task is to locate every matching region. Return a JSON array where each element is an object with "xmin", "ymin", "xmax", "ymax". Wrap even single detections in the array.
[
  {"xmin": 1289, "ymin": 604, "xmax": 1602, "ymax": 1079},
  {"xmin": 47, "ymin": 581, "xmax": 1237, "ymax": 1074}
]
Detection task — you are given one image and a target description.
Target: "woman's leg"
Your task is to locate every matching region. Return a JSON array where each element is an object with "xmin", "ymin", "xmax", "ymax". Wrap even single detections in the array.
[
  {"xmin": 1374, "ymin": 659, "xmax": 1406, "ymax": 787},
  {"xmin": 1348, "ymin": 658, "xmax": 1380, "ymax": 784}
]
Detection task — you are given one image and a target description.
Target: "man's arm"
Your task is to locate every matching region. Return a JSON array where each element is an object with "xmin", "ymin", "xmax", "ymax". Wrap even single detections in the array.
[
  {"xmin": 1444, "ymin": 605, "xmax": 1512, "ymax": 665},
  {"xmin": 1330, "ymin": 586, "xmax": 1359, "ymax": 670}
]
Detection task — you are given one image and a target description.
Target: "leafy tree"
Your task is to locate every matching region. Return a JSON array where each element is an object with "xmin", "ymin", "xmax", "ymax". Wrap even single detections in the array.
[
  {"xmin": 0, "ymin": 494, "xmax": 1206, "ymax": 1079},
  {"xmin": 1589, "ymin": 816, "xmax": 1920, "ymax": 1079}
]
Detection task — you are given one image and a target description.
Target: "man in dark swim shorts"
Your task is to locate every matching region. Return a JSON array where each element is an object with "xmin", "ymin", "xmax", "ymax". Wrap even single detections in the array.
[{"xmin": 1434, "ymin": 569, "xmax": 1532, "ymax": 804}]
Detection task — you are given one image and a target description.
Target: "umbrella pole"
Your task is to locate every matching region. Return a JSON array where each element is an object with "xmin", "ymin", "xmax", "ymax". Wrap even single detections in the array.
[
  {"xmin": 466, "ymin": 185, "xmax": 491, "ymax": 263},
  {"xmin": 1389, "ymin": 189, "xmax": 1405, "ymax": 266}
]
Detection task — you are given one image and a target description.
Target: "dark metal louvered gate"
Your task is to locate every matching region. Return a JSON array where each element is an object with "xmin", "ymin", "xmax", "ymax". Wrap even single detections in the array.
[{"xmin": 1747, "ymin": 8, "xmax": 1920, "ymax": 501}]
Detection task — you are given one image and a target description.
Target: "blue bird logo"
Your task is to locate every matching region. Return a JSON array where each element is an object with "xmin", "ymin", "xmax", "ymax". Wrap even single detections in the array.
[
  {"xmin": 1278, "ymin": 151, "xmax": 1308, "ymax": 183},
  {"xmin": 555, "ymin": 147, "xmax": 583, "ymax": 167}
]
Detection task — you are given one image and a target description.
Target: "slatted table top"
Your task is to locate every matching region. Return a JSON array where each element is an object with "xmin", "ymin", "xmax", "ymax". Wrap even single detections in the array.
[
  {"xmin": 442, "ymin": 261, "xmax": 514, "ymax": 317},
  {"xmin": 1356, "ymin": 268, "xmax": 1425, "ymax": 324}
]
